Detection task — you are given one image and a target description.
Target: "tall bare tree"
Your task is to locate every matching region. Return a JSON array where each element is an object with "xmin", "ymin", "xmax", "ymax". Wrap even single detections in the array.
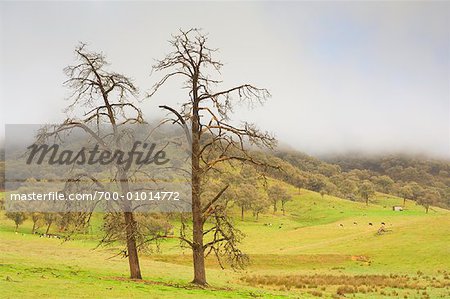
[
  {"xmin": 150, "ymin": 29, "xmax": 276, "ymax": 285},
  {"xmin": 39, "ymin": 44, "xmax": 144, "ymax": 279}
]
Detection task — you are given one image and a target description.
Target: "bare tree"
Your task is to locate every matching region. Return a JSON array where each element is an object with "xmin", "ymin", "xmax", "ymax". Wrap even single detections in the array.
[
  {"xmin": 38, "ymin": 44, "xmax": 144, "ymax": 279},
  {"xmin": 149, "ymin": 29, "xmax": 276, "ymax": 285}
]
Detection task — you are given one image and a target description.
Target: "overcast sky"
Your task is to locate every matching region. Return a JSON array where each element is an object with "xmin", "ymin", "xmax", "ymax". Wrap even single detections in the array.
[{"xmin": 1, "ymin": 1, "xmax": 449, "ymax": 158}]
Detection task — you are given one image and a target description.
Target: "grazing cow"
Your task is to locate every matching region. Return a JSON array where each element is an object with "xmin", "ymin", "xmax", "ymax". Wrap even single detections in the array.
[
  {"xmin": 381, "ymin": 222, "xmax": 386, "ymax": 225},
  {"xmin": 369, "ymin": 223, "xmax": 373, "ymax": 226},
  {"xmin": 339, "ymin": 224, "xmax": 344, "ymax": 227},
  {"xmin": 353, "ymin": 221, "xmax": 358, "ymax": 225}
]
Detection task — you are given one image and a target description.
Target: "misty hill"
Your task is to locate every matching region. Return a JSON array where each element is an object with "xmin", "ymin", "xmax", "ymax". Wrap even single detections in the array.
[
  {"xmin": 1, "ymin": 146, "xmax": 449, "ymax": 210},
  {"xmin": 322, "ymin": 153, "xmax": 450, "ymax": 206},
  {"xmin": 254, "ymin": 149, "xmax": 450, "ymax": 210}
]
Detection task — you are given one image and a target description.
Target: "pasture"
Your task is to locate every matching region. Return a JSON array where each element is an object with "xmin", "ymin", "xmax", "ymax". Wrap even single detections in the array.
[{"xmin": 1, "ymin": 190, "xmax": 449, "ymax": 298}]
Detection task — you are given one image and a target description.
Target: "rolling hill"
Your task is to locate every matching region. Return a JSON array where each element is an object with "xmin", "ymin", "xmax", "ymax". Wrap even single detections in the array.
[{"xmin": 1, "ymin": 184, "xmax": 449, "ymax": 298}]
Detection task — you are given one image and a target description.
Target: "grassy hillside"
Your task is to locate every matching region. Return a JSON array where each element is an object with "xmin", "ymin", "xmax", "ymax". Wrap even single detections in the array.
[{"xmin": 1, "ymin": 188, "xmax": 449, "ymax": 298}]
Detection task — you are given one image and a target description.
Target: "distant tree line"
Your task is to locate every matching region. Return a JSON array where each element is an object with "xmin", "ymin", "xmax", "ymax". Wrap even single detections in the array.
[{"xmin": 253, "ymin": 150, "xmax": 449, "ymax": 212}]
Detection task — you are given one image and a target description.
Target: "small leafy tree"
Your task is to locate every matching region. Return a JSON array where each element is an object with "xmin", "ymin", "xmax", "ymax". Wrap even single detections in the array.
[
  {"xmin": 6, "ymin": 212, "xmax": 27, "ymax": 232},
  {"xmin": 43, "ymin": 213, "xmax": 58, "ymax": 234},
  {"xmin": 374, "ymin": 175, "xmax": 394, "ymax": 193},
  {"xmin": 267, "ymin": 184, "xmax": 281, "ymax": 213},
  {"xmin": 399, "ymin": 185, "xmax": 413, "ymax": 207},
  {"xmin": 409, "ymin": 182, "xmax": 424, "ymax": 201},
  {"xmin": 268, "ymin": 184, "xmax": 291, "ymax": 215},
  {"xmin": 359, "ymin": 180, "xmax": 375, "ymax": 206},
  {"xmin": 294, "ymin": 175, "xmax": 306, "ymax": 194},
  {"xmin": 307, "ymin": 175, "xmax": 326, "ymax": 193},
  {"xmin": 30, "ymin": 212, "xmax": 43, "ymax": 234},
  {"xmin": 418, "ymin": 189, "xmax": 440, "ymax": 213},
  {"xmin": 319, "ymin": 189, "xmax": 326, "ymax": 199},
  {"xmin": 236, "ymin": 183, "xmax": 259, "ymax": 221},
  {"xmin": 339, "ymin": 179, "xmax": 357, "ymax": 201},
  {"xmin": 251, "ymin": 193, "xmax": 269, "ymax": 220}
]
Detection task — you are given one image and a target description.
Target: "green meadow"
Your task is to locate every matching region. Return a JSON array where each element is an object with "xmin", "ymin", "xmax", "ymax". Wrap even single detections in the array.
[{"xmin": 1, "ymin": 190, "xmax": 449, "ymax": 298}]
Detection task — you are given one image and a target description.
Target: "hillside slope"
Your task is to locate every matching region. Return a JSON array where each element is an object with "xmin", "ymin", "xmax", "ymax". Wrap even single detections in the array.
[{"xmin": 1, "ymin": 188, "xmax": 449, "ymax": 298}]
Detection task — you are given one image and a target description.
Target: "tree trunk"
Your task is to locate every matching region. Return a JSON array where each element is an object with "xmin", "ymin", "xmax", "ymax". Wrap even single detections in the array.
[
  {"xmin": 282, "ymin": 202, "xmax": 285, "ymax": 215},
  {"xmin": 191, "ymin": 91, "xmax": 207, "ymax": 285},
  {"xmin": 192, "ymin": 192, "xmax": 206, "ymax": 285},
  {"xmin": 241, "ymin": 206, "xmax": 244, "ymax": 221},
  {"xmin": 124, "ymin": 211, "xmax": 142, "ymax": 279},
  {"xmin": 15, "ymin": 224, "xmax": 18, "ymax": 233},
  {"xmin": 119, "ymin": 168, "xmax": 142, "ymax": 280},
  {"xmin": 32, "ymin": 222, "xmax": 36, "ymax": 234},
  {"xmin": 45, "ymin": 222, "xmax": 52, "ymax": 234},
  {"xmin": 273, "ymin": 201, "xmax": 277, "ymax": 213},
  {"xmin": 425, "ymin": 206, "xmax": 429, "ymax": 214}
]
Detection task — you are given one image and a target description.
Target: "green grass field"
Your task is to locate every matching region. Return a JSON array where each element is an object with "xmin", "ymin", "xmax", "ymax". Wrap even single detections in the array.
[{"xmin": 1, "ymin": 189, "xmax": 449, "ymax": 298}]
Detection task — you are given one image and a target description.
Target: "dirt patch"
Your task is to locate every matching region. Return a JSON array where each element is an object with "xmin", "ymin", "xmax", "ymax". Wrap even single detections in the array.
[{"xmin": 350, "ymin": 255, "xmax": 370, "ymax": 262}]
